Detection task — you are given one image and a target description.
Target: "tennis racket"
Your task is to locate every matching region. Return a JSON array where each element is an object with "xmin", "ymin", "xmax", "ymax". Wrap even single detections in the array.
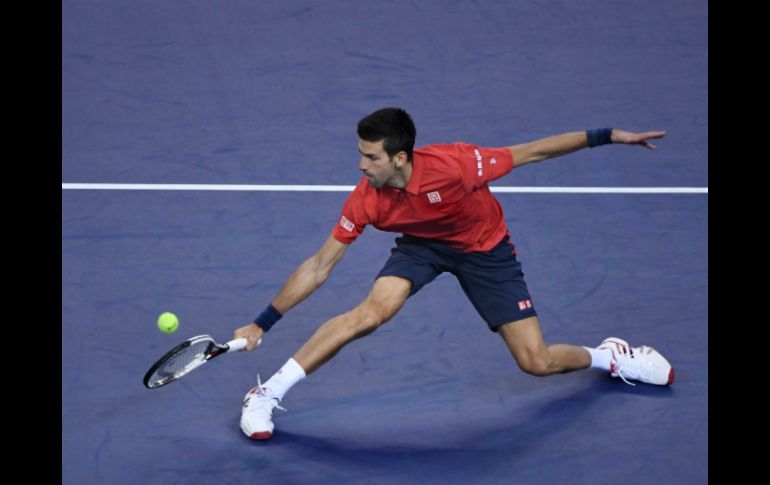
[{"xmin": 143, "ymin": 334, "xmax": 259, "ymax": 389}]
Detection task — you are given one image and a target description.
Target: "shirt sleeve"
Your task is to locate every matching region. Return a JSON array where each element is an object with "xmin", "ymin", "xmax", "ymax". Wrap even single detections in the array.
[
  {"xmin": 332, "ymin": 179, "xmax": 372, "ymax": 244},
  {"xmin": 454, "ymin": 143, "xmax": 514, "ymax": 192}
]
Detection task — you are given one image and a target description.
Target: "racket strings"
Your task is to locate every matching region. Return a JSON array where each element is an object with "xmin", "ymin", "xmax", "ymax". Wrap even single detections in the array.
[{"xmin": 149, "ymin": 340, "xmax": 211, "ymax": 386}]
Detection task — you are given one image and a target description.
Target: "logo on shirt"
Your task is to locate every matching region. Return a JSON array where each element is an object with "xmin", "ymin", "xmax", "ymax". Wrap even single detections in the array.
[
  {"xmin": 490, "ymin": 157, "xmax": 497, "ymax": 165},
  {"xmin": 518, "ymin": 299, "xmax": 533, "ymax": 311},
  {"xmin": 339, "ymin": 215, "xmax": 354, "ymax": 232},
  {"xmin": 474, "ymin": 149, "xmax": 483, "ymax": 176},
  {"xmin": 427, "ymin": 191, "xmax": 442, "ymax": 204}
]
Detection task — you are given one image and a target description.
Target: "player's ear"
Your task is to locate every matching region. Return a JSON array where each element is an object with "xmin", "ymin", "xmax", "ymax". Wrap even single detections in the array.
[{"xmin": 394, "ymin": 151, "xmax": 408, "ymax": 167}]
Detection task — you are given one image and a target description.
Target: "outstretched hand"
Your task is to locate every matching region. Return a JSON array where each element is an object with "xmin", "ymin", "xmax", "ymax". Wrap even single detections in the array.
[
  {"xmin": 234, "ymin": 322, "xmax": 265, "ymax": 351},
  {"xmin": 611, "ymin": 129, "xmax": 667, "ymax": 149}
]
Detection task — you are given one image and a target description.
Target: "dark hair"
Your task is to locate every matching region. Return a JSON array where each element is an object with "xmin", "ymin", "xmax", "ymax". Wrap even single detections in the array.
[{"xmin": 357, "ymin": 107, "xmax": 416, "ymax": 161}]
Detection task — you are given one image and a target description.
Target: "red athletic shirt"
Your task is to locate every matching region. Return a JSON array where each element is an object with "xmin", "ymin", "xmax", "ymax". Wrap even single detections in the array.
[{"xmin": 332, "ymin": 142, "xmax": 515, "ymax": 252}]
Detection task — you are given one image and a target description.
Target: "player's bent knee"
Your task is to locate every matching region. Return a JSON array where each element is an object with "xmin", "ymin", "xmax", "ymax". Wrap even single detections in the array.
[
  {"xmin": 515, "ymin": 351, "xmax": 552, "ymax": 376},
  {"xmin": 357, "ymin": 309, "xmax": 382, "ymax": 334},
  {"xmin": 346, "ymin": 305, "xmax": 386, "ymax": 338},
  {"xmin": 519, "ymin": 360, "xmax": 550, "ymax": 376}
]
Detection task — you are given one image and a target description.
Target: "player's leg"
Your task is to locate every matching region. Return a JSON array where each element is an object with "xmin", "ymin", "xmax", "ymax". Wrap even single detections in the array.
[
  {"xmin": 497, "ymin": 316, "xmax": 590, "ymax": 375},
  {"xmin": 498, "ymin": 318, "xmax": 675, "ymax": 384},
  {"xmin": 454, "ymin": 236, "xmax": 591, "ymax": 375},
  {"xmin": 241, "ymin": 235, "xmax": 444, "ymax": 440},
  {"xmin": 293, "ymin": 234, "xmax": 446, "ymax": 374},
  {"xmin": 457, "ymin": 236, "xmax": 674, "ymax": 384},
  {"xmin": 241, "ymin": 276, "xmax": 411, "ymax": 440},
  {"xmin": 292, "ymin": 275, "xmax": 411, "ymax": 374}
]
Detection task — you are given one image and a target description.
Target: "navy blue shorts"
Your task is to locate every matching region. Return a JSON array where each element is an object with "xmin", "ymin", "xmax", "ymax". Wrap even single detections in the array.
[{"xmin": 377, "ymin": 234, "xmax": 537, "ymax": 331}]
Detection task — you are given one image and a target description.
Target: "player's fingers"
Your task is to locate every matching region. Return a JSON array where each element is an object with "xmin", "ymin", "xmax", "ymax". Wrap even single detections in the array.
[
  {"xmin": 644, "ymin": 131, "xmax": 666, "ymax": 139},
  {"xmin": 234, "ymin": 332, "xmax": 247, "ymax": 350},
  {"xmin": 246, "ymin": 336, "xmax": 261, "ymax": 351},
  {"xmin": 234, "ymin": 334, "xmax": 254, "ymax": 351}
]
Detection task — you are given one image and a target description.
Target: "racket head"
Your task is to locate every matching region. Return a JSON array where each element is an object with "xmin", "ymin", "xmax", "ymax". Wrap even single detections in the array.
[{"xmin": 143, "ymin": 334, "xmax": 229, "ymax": 389}]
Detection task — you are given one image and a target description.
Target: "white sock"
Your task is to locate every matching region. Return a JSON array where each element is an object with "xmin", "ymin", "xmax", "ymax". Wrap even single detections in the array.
[
  {"xmin": 584, "ymin": 346, "xmax": 613, "ymax": 371},
  {"xmin": 263, "ymin": 358, "xmax": 306, "ymax": 401}
]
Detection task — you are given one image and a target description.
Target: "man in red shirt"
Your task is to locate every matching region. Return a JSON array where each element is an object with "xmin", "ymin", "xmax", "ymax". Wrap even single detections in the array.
[{"xmin": 234, "ymin": 108, "xmax": 673, "ymax": 440}]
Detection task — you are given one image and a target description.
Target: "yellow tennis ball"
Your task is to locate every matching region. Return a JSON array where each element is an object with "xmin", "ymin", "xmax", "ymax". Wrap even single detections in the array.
[{"xmin": 157, "ymin": 312, "xmax": 179, "ymax": 333}]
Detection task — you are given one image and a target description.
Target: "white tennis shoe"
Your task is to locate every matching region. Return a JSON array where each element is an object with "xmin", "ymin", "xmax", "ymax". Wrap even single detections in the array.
[
  {"xmin": 598, "ymin": 337, "xmax": 675, "ymax": 386},
  {"xmin": 240, "ymin": 377, "xmax": 285, "ymax": 440}
]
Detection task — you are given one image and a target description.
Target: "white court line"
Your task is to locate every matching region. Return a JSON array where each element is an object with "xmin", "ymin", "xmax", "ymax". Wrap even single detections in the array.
[
  {"xmin": 61, "ymin": 184, "xmax": 356, "ymax": 192},
  {"xmin": 61, "ymin": 183, "xmax": 707, "ymax": 194}
]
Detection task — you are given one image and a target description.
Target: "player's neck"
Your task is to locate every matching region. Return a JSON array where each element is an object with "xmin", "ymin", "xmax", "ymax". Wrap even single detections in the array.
[{"xmin": 387, "ymin": 162, "xmax": 412, "ymax": 190}]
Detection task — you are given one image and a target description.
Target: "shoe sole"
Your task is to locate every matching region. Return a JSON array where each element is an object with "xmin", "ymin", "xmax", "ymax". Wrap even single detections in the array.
[
  {"xmin": 609, "ymin": 365, "xmax": 676, "ymax": 386},
  {"xmin": 248, "ymin": 431, "xmax": 273, "ymax": 441}
]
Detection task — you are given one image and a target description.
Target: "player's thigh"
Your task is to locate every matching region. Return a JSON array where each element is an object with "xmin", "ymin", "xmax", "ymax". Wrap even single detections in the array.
[
  {"xmin": 361, "ymin": 275, "xmax": 412, "ymax": 322},
  {"xmin": 497, "ymin": 316, "xmax": 548, "ymax": 359},
  {"xmin": 377, "ymin": 236, "xmax": 445, "ymax": 297},
  {"xmin": 455, "ymin": 238, "xmax": 537, "ymax": 331}
]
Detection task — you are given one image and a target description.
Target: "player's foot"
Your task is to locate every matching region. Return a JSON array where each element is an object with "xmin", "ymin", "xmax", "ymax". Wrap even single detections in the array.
[
  {"xmin": 240, "ymin": 377, "xmax": 285, "ymax": 440},
  {"xmin": 598, "ymin": 337, "xmax": 674, "ymax": 386}
]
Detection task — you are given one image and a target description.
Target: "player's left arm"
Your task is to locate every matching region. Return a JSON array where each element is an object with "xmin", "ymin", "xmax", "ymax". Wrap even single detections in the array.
[{"xmin": 507, "ymin": 129, "xmax": 666, "ymax": 167}]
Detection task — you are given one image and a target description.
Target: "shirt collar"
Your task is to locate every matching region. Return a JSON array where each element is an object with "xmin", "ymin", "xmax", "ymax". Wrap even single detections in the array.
[{"xmin": 404, "ymin": 156, "xmax": 422, "ymax": 195}]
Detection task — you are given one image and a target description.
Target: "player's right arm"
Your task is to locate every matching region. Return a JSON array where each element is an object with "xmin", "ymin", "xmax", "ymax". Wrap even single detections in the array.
[
  {"xmin": 272, "ymin": 234, "xmax": 349, "ymax": 313},
  {"xmin": 235, "ymin": 234, "xmax": 349, "ymax": 350}
]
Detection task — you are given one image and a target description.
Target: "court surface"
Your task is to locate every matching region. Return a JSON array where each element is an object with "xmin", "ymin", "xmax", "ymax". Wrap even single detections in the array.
[{"xmin": 62, "ymin": 1, "xmax": 707, "ymax": 483}]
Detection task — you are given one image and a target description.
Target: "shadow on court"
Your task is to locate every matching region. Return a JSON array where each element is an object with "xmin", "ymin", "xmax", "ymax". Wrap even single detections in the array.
[{"xmin": 245, "ymin": 379, "xmax": 677, "ymax": 484}]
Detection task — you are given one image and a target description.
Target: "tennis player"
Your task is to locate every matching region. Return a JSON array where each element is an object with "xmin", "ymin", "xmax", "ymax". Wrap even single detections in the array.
[{"xmin": 234, "ymin": 107, "xmax": 673, "ymax": 440}]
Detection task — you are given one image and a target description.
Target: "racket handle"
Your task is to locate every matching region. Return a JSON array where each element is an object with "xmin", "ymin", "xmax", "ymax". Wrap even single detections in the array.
[{"xmin": 226, "ymin": 337, "xmax": 262, "ymax": 352}]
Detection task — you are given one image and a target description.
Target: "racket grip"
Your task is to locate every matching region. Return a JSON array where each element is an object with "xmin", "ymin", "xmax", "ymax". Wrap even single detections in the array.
[
  {"xmin": 226, "ymin": 337, "xmax": 261, "ymax": 352},
  {"xmin": 227, "ymin": 338, "xmax": 248, "ymax": 351}
]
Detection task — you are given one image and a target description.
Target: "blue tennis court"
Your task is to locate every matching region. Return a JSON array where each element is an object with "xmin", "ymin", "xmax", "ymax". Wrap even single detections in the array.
[{"xmin": 62, "ymin": 1, "xmax": 707, "ymax": 483}]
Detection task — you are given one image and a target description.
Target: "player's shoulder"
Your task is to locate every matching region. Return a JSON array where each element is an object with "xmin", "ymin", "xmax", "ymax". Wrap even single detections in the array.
[
  {"xmin": 341, "ymin": 177, "xmax": 378, "ymax": 222},
  {"xmin": 411, "ymin": 144, "xmax": 467, "ymax": 189},
  {"xmin": 416, "ymin": 142, "xmax": 474, "ymax": 155},
  {"xmin": 415, "ymin": 142, "xmax": 478, "ymax": 170},
  {"xmin": 415, "ymin": 142, "xmax": 459, "ymax": 160},
  {"xmin": 350, "ymin": 177, "xmax": 389, "ymax": 208}
]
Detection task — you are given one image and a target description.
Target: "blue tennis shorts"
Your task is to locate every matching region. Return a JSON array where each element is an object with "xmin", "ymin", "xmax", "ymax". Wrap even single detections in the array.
[{"xmin": 377, "ymin": 234, "xmax": 537, "ymax": 331}]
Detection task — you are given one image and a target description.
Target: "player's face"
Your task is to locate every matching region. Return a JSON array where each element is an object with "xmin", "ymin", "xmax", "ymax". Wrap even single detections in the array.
[{"xmin": 357, "ymin": 139, "xmax": 397, "ymax": 189}]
